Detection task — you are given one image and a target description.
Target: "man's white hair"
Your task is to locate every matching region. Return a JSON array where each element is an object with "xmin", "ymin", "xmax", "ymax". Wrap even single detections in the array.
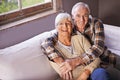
[
  {"xmin": 71, "ymin": 2, "xmax": 90, "ymax": 16},
  {"xmin": 55, "ymin": 13, "xmax": 73, "ymax": 27}
]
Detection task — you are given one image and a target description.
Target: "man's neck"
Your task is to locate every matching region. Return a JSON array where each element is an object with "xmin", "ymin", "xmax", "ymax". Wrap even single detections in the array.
[
  {"xmin": 78, "ymin": 27, "xmax": 84, "ymax": 33},
  {"xmin": 75, "ymin": 23, "xmax": 90, "ymax": 34}
]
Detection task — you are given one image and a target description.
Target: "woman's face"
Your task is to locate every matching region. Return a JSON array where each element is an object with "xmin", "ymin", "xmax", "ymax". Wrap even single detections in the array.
[{"xmin": 57, "ymin": 18, "xmax": 72, "ymax": 37}]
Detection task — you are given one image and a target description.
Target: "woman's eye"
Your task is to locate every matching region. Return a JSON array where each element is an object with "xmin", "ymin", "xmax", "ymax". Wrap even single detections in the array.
[
  {"xmin": 67, "ymin": 22, "xmax": 72, "ymax": 25},
  {"xmin": 58, "ymin": 22, "xmax": 71, "ymax": 26},
  {"xmin": 59, "ymin": 23, "xmax": 63, "ymax": 25}
]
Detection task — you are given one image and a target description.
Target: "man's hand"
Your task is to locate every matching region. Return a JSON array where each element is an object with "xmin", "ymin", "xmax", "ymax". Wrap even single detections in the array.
[{"xmin": 77, "ymin": 69, "xmax": 90, "ymax": 80}]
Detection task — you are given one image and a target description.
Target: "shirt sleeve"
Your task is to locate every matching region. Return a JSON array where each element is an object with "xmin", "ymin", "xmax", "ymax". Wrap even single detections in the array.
[
  {"xmin": 40, "ymin": 32, "xmax": 60, "ymax": 61},
  {"xmin": 82, "ymin": 19, "xmax": 105, "ymax": 65},
  {"xmin": 84, "ymin": 58, "xmax": 101, "ymax": 73}
]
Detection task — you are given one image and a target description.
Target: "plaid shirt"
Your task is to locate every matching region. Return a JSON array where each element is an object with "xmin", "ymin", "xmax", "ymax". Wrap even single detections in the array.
[{"xmin": 41, "ymin": 18, "xmax": 115, "ymax": 65}]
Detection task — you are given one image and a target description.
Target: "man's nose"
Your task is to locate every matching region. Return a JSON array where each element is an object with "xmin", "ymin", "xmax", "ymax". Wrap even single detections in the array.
[{"xmin": 80, "ymin": 16, "xmax": 84, "ymax": 21}]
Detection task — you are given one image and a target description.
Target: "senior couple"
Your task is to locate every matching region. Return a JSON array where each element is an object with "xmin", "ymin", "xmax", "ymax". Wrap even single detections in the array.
[{"xmin": 41, "ymin": 2, "xmax": 119, "ymax": 80}]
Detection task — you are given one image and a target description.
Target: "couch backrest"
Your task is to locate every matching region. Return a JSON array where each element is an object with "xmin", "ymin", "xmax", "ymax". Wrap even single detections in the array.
[{"xmin": 104, "ymin": 24, "xmax": 120, "ymax": 56}]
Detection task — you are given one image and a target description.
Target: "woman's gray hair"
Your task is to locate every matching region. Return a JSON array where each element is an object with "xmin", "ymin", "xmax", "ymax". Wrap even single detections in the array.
[
  {"xmin": 55, "ymin": 13, "xmax": 73, "ymax": 28},
  {"xmin": 71, "ymin": 2, "xmax": 90, "ymax": 17}
]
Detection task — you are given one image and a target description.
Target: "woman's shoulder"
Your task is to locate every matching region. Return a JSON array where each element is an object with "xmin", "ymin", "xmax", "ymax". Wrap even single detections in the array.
[{"xmin": 71, "ymin": 34, "xmax": 84, "ymax": 40}]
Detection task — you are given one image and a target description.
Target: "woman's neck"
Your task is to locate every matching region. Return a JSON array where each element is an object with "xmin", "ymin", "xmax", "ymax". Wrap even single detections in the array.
[{"xmin": 58, "ymin": 34, "xmax": 71, "ymax": 46}]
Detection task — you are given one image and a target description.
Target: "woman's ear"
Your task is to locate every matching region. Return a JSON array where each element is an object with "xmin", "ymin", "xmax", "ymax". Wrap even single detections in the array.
[{"xmin": 55, "ymin": 28, "xmax": 58, "ymax": 32}]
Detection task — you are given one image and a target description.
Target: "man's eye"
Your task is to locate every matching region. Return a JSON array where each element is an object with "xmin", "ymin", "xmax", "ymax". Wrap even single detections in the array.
[
  {"xmin": 84, "ymin": 14, "xmax": 89, "ymax": 17},
  {"xmin": 76, "ymin": 15, "xmax": 80, "ymax": 17},
  {"xmin": 76, "ymin": 14, "xmax": 89, "ymax": 18}
]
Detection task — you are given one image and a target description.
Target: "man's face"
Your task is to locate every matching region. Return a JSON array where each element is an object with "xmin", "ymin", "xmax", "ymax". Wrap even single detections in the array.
[{"xmin": 73, "ymin": 6, "xmax": 89, "ymax": 32}]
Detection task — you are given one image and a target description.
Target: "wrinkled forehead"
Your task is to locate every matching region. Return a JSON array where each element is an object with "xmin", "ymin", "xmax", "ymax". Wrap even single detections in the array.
[
  {"xmin": 75, "ymin": 6, "xmax": 89, "ymax": 14},
  {"xmin": 55, "ymin": 15, "xmax": 72, "ymax": 26},
  {"xmin": 72, "ymin": 4, "xmax": 90, "ymax": 17},
  {"xmin": 58, "ymin": 18, "xmax": 71, "ymax": 23},
  {"xmin": 55, "ymin": 18, "xmax": 73, "ymax": 29}
]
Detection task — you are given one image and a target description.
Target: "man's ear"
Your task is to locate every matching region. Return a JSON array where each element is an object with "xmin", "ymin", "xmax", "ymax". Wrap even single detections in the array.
[
  {"xmin": 89, "ymin": 15, "xmax": 92, "ymax": 19},
  {"xmin": 72, "ymin": 16, "xmax": 74, "ymax": 20}
]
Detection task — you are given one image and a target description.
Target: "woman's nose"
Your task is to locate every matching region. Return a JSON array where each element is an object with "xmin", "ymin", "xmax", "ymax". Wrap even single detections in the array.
[
  {"xmin": 63, "ymin": 23, "xmax": 67, "ymax": 27},
  {"xmin": 62, "ymin": 23, "xmax": 68, "ymax": 29}
]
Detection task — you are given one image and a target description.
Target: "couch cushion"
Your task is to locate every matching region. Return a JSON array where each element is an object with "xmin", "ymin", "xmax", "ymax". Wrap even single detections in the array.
[
  {"xmin": 108, "ymin": 48, "xmax": 120, "ymax": 56},
  {"xmin": 0, "ymin": 31, "xmax": 58, "ymax": 80}
]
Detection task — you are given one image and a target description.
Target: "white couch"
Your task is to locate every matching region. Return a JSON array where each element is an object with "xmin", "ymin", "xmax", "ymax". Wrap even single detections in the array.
[{"xmin": 0, "ymin": 24, "xmax": 120, "ymax": 80}]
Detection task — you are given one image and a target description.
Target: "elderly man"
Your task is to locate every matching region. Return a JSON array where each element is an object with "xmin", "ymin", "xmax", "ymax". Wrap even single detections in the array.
[{"xmin": 41, "ymin": 2, "xmax": 119, "ymax": 80}]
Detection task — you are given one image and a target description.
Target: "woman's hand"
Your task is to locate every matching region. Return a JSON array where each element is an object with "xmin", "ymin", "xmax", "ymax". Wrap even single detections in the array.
[
  {"xmin": 59, "ymin": 57, "xmax": 83, "ymax": 71},
  {"xmin": 59, "ymin": 58, "xmax": 77, "ymax": 74},
  {"xmin": 53, "ymin": 57, "xmax": 84, "ymax": 80},
  {"xmin": 59, "ymin": 58, "xmax": 82, "ymax": 80},
  {"xmin": 59, "ymin": 70, "xmax": 73, "ymax": 80},
  {"xmin": 53, "ymin": 57, "xmax": 73, "ymax": 80},
  {"xmin": 59, "ymin": 58, "xmax": 76, "ymax": 80}
]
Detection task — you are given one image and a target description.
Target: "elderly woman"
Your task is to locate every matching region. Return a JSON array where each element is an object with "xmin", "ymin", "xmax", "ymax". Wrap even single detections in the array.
[{"xmin": 41, "ymin": 13, "xmax": 100, "ymax": 80}]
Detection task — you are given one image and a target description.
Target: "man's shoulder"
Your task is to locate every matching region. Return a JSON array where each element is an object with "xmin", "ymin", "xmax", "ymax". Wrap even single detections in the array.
[{"xmin": 90, "ymin": 17, "xmax": 103, "ymax": 24}]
